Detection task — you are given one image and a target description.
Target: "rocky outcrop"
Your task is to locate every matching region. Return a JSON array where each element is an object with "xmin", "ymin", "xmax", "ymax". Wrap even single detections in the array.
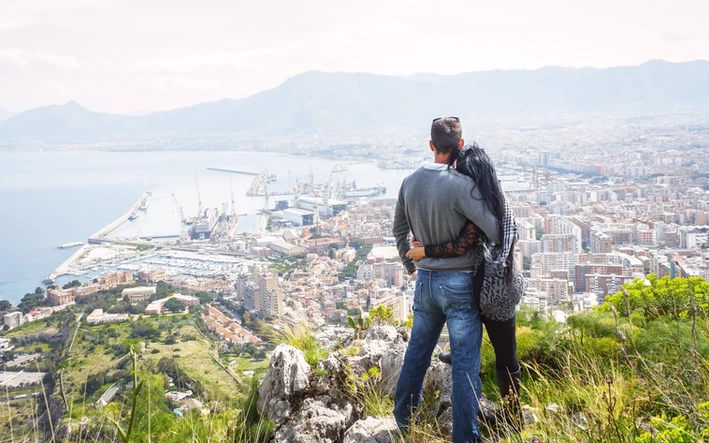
[
  {"xmin": 258, "ymin": 326, "xmax": 408, "ymax": 443},
  {"xmin": 258, "ymin": 344, "xmax": 312, "ymax": 424},
  {"xmin": 273, "ymin": 397, "xmax": 355, "ymax": 443},
  {"xmin": 258, "ymin": 325, "xmax": 511, "ymax": 443},
  {"xmin": 342, "ymin": 417, "xmax": 399, "ymax": 443}
]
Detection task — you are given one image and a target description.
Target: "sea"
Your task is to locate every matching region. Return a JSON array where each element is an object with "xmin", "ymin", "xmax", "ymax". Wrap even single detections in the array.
[{"xmin": 0, "ymin": 150, "xmax": 412, "ymax": 304}]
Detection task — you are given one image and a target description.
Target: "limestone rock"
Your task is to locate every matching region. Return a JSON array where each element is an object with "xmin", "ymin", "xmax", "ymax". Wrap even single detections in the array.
[
  {"xmin": 344, "ymin": 326, "xmax": 407, "ymax": 395},
  {"xmin": 342, "ymin": 416, "xmax": 399, "ymax": 443},
  {"xmin": 424, "ymin": 357, "xmax": 452, "ymax": 413},
  {"xmin": 258, "ymin": 344, "xmax": 311, "ymax": 423},
  {"xmin": 273, "ymin": 396, "xmax": 354, "ymax": 443}
]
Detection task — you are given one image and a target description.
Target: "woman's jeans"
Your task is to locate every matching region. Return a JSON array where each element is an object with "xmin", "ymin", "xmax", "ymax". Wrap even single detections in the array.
[{"xmin": 393, "ymin": 269, "xmax": 483, "ymax": 443}]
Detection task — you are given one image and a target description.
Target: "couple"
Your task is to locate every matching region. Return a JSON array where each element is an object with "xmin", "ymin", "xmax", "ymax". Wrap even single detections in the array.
[{"xmin": 393, "ymin": 117, "xmax": 522, "ymax": 443}]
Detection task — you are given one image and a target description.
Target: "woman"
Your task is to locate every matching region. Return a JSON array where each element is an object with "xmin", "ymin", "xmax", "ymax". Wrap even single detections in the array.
[{"xmin": 406, "ymin": 143, "xmax": 522, "ymax": 429}]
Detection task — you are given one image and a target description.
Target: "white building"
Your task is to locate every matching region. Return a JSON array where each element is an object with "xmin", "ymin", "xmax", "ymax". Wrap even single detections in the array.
[
  {"xmin": 122, "ymin": 286, "xmax": 157, "ymax": 303},
  {"xmin": 86, "ymin": 309, "xmax": 129, "ymax": 324},
  {"xmin": 3, "ymin": 312, "xmax": 24, "ymax": 329}
]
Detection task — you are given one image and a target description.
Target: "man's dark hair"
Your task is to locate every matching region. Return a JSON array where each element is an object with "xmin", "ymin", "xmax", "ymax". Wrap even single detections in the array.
[{"xmin": 430, "ymin": 117, "xmax": 462, "ymax": 154}]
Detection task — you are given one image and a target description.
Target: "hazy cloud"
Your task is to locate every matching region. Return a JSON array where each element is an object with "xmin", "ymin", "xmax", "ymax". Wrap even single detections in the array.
[
  {"xmin": 663, "ymin": 32, "xmax": 693, "ymax": 42},
  {"xmin": 0, "ymin": 48, "xmax": 84, "ymax": 70},
  {"xmin": 1, "ymin": 0, "xmax": 708, "ymax": 114}
]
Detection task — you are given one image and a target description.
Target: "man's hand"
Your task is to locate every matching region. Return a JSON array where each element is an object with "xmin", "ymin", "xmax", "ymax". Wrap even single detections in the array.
[
  {"xmin": 406, "ymin": 241, "xmax": 426, "ymax": 261},
  {"xmin": 410, "ymin": 271, "xmax": 417, "ymax": 280}
]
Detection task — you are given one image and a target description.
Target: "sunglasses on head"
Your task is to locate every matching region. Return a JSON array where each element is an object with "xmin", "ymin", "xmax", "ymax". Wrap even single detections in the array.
[{"xmin": 432, "ymin": 116, "xmax": 459, "ymax": 123}]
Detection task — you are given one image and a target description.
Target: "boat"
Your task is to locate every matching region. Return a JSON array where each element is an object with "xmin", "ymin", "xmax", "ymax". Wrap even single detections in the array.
[
  {"xmin": 332, "ymin": 164, "xmax": 348, "ymax": 173},
  {"xmin": 342, "ymin": 185, "xmax": 387, "ymax": 199},
  {"xmin": 129, "ymin": 211, "xmax": 139, "ymax": 221},
  {"xmin": 42, "ymin": 277, "xmax": 55, "ymax": 285}
]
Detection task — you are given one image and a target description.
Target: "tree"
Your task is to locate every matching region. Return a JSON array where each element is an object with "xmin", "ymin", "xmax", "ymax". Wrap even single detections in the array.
[
  {"xmin": 163, "ymin": 298, "xmax": 185, "ymax": 313},
  {"xmin": 62, "ymin": 280, "xmax": 82, "ymax": 290},
  {"xmin": 131, "ymin": 323, "xmax": 159, "ymax": 339},
  {"xmin": 85, "ymin": 372, "xmax": 105, "ymax": 397},
  {"xmin": 1, "ymin": 351, "xmax": 15, "ymax": 362},
  {"xmin": 18, "ymin": 292, "xmax": 45, "ymax": 314},
  {"xmin": 34, "ymin": 287, "xmax": 45, "ymax": 295},
  {"xmin": 328, "ymin": 248, "xmax": 336, "ymax": 259},
  {"xmin": 0, "ymin": 300, "xmax": 12, "ymax": 312}
]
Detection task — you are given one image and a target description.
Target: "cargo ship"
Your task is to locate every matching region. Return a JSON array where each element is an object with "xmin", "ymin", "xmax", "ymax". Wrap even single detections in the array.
[
  {"xmin": 342, "ymin": 185, "xmax": 386, "ymax": 199},
  {"xmin": 189, "ymin": 209, "xmax": 219, "ymax": 240}
]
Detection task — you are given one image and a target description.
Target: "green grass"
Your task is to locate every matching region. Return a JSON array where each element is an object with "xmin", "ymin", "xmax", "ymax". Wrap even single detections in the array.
[
  {"xmin": 0, "ymin": 396, "xmax": 39, "ymax": 439},
  {"xmin": 229, "ymin": 356, "xmax": 270, "ymax": 375},
  {"xmin": 4, "ymin": 318, "xmax": 59, "ymax": 338},
  {"xmin": 276, "ymin": 323, "xmax": 329, "ymax": 367},
  {"xmin": 62, "ymin": 316, "xmax": 242, "ymax": 407}
]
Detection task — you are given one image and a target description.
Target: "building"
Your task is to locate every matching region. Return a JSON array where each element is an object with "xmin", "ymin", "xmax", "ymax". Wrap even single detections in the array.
[
  {"xmin": 356, "ymin": 261, "xmax": 404, "ymax": 288},
  {"xmin": 590, "ymin": 231, "xmax": 612, "ymax": 253},
  {"xmin": 585, "ymin": 274, "xmax": 636, "ymax": 301},
  {"xmin": 242, "ymin": 282, "xmax": 259, "ymax": 312},
  {"xmin": 546, "ymin": 215, "xmax": 583, "ymax": 252},
  {"xmin": 518, "ymin": 240, "xmax": 542, "ymax": 258},
  {"xmin": 532, "ymin": 252, "xmax": 580, "ymax": 282},
  {"xmin": 373, "ymin": 293, "xmax": 412, "ymax": 322},
  {"xmin": 527, "ymin": 278, "xmax": 570, "ymax": 304},
  {"xmin": 257, "ymin": 270, "xmax": 283, "ymax": 317},
  {"xmin": 3, "ymin": 312, "xmax": 24, "ymax": 329},
  {"xmin": 122, "ymin": 286, "xmax": 157, "ymax": 303},
  {"xmin": 139, "ymin": 269, "xmax": 167, "ymax": 283},
  {"xmin": 47, "ymin": 288, "xmax": 77, "ymax": 306},
  {"xmin": 521, "ymin": 287, "xmax": 548, "ymax": 313},
  {"xmin": 0, "ymin": 338, "xmax": 12, "ymax": 351},
  {"xmin": 294, "ymin": 196, "xmax": 348, "ymax": 218},
  {"xmin": 145, "ymin": 294, "xmax": 199, "ymax": 315},
  {"xmin": 86, "ymin": 309, "xmax": 129, "ymax": 324},
  {"xmin": 100, "ymin": 270, "xmax": 134, "ymax": 288},
  {"xmin": 268, "ymin": 238, "xmax": 307, "ymax": 256},
  {"xmin": 575, "ymin": 263, "xmax": 625, "ymax": 292},
  {"xmin": 280, "ymin": 208, "xmax": 314, "ymax": 226},
  {"xmin": 541, "ymin": 234, "xmax": 579, "ymax": 253}
]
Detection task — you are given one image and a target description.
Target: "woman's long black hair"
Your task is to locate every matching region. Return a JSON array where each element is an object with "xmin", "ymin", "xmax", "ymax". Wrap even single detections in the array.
[{"xmin": 448, "ymin": 143, "xmax": 515, "ymax": 273}]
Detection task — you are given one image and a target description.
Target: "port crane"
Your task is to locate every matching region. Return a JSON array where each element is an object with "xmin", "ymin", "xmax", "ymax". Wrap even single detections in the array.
[
  {"xmin": 172, "ymin": 193, "xmax": 187, "ymax": 235},
  {"xmin": 229, "ymin": 175, "xmax": 236, "ymax": 217},
  {"xmin": 195, "ymin": 175, "xmax": 203, "ymax": 216}
]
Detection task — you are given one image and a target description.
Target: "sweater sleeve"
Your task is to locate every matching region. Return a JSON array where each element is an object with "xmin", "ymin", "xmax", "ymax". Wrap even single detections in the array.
[
  {"xmin": 393, "ymin": 182, "xmax": 416, "ymax": 274},
  {"xmin": 424, "ymin": 221, "xmax": 480, "ymax": 258},
  {"xmin": 456, "ymin": 181, "xmax": 502, "ymax": 244}
]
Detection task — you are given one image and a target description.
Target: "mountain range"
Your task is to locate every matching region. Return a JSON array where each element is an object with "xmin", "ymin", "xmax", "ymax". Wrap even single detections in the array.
[
  {"xmin": 1, "ymin": 59, "xmax": 708, "ymax": 141},
  {"xmin": 0, "ymin": 107, "xmax": 14, "ymax": 123}
]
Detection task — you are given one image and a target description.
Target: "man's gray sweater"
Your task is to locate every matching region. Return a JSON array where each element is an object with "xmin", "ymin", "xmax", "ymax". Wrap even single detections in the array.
[{"xmin": 393, "ymin": 164, "xmax": 501, "ymax": 274}]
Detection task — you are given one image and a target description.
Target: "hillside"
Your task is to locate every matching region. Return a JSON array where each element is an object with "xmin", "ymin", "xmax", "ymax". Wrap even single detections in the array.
[
  {"xmin": 3, "ymin": 275, "xmax": 709, "ymax": 442},
  {"xmin": 1, "ymin": 60, "xmax": 708, "ymax": 141},
  {"xmin": 0, "ymin": 106, "xmax": 13, "ymax": 122}
]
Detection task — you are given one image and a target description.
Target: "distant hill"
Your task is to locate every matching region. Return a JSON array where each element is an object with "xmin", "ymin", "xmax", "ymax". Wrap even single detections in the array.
[
  {"xmin": 0, "ymin": 106, "xmax": 14, "ymax": 122},
  {"xmin": 1, "ymin": 59, "xmax": 708, "ymax": 141}
]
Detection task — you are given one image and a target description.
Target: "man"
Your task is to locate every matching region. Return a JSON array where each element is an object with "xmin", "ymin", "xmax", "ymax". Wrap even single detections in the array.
[{"xmin": 392, "ymin": 117, "xmax": 501, "ymax": 443}]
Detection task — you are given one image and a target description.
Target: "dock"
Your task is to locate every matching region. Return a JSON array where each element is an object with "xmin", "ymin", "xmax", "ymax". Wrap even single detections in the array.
[
  {"xmin": 47, "ymin": 245, "xmax": 89, "ymax": 280},
  {"xmin": 206, "ymin": 168, "xmax": 258, "ymax": 176},
  {"xmin": 89, "ymin": 196, "xmax": 143, "ymax": 242}
]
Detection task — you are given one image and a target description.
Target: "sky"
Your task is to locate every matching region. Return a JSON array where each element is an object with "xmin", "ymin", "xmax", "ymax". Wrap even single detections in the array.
[{"xmin": 1, "ymin": 0, "xmax": 708, "ymax": 114}]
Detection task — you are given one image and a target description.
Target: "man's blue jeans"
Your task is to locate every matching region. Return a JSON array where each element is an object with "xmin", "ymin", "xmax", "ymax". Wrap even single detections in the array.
[{"xmin": 394, "ymin": 269, "xmax": 483, "ymax": 443}]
